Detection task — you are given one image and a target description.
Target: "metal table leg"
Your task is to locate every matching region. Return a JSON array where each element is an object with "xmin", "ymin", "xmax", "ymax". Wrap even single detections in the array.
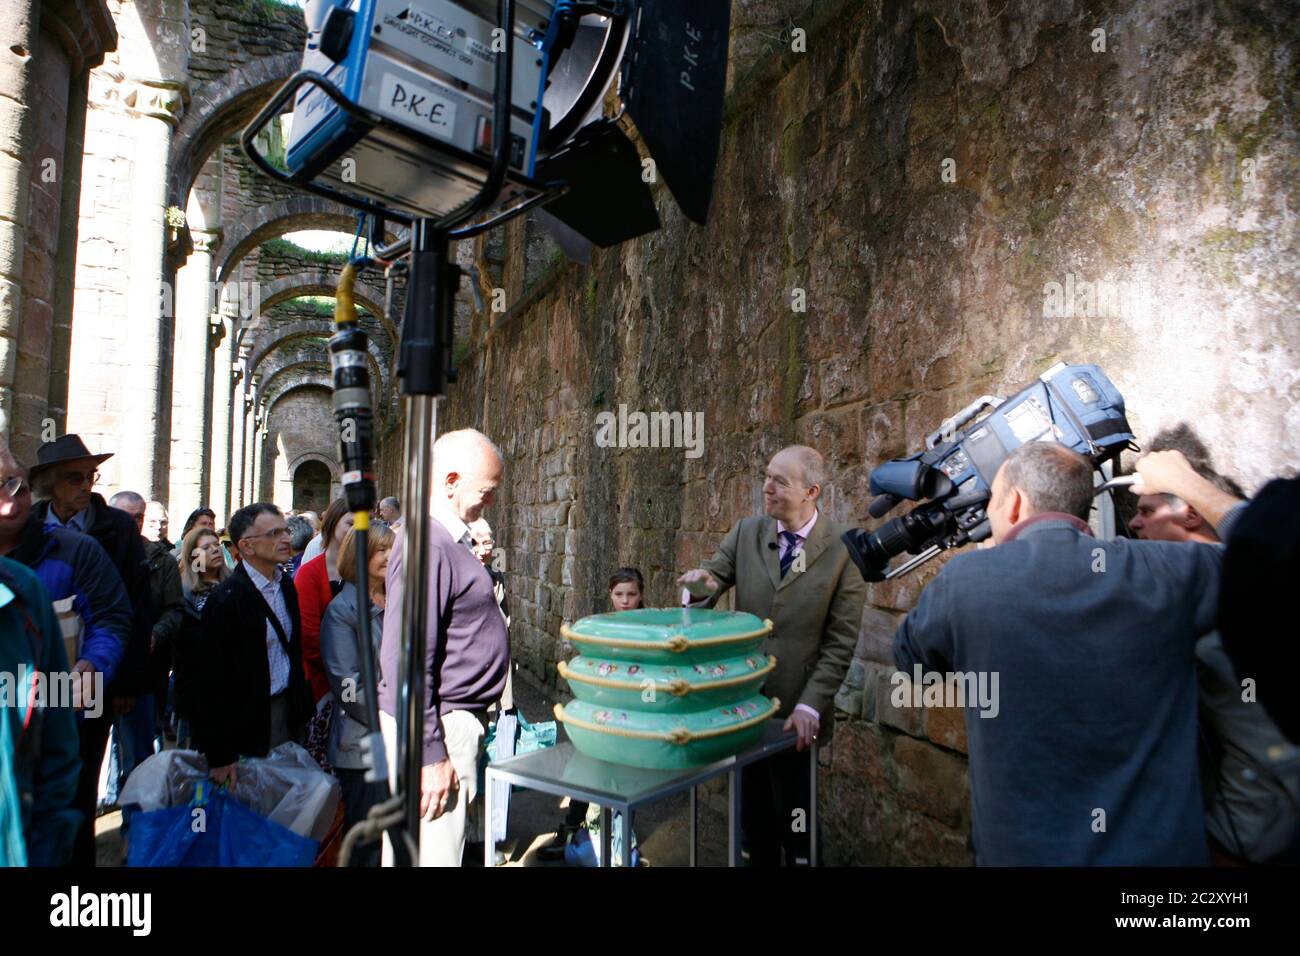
[
  {"xmin": 619, "ymin": 809, "xmax": 633, "ymax": 868},
  {"xmin": 600, "ymin": 806, "xmax": 612, "ymax": 868},
  {"xmin": 728, "ymin": 768, "xmax": 742, "ymax": 867},
  {"xmin": 810, "ymin": 743, "xmax": 819, "ymax": 867},
  {"xmin": 484, "ymin": 769, "xmax": 494, "ymax": 868},
  {"xmin": 689, "ymin": 786, "xmax": 697, "ymax": 867}
]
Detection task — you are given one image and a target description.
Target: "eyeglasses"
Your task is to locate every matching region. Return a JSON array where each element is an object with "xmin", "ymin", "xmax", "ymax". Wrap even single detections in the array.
[
  {"xmin": 0, "ymin": 476, "xmax": 28, "ymax": 498},
  {"xmin": 240, "ymin": 526, "xmax": 291, "ymax": 542},
  {"xmin": 59, "ymin": 470, "xmax": 99, "ymax": 487}
]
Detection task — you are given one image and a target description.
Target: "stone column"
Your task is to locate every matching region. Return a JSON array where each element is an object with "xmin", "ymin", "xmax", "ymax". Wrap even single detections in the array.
[
  {"xmin": 230, "ymin": 357, "xmax": 248, "ymax": 511},
  {"xmin": 67, "ymin": 0, "xmax": 187, "ymax": 498},
  {"xmin": 170, "ymin": 227, "xmax": 220, "ymax": 521},
  {"xmin": 206, "ymin": 317, "xmax": 231, "ymax": 523},
  {"xmin": 0, "ymin": 0, "xmax": 115, "ymax": 461},
  {"xmin": 242, "ymin": 384, "xmax": 257, "ymax": 507},
  {"xmin": 249, "ymin": 400, "xmax": 263, "ymax": 504}
]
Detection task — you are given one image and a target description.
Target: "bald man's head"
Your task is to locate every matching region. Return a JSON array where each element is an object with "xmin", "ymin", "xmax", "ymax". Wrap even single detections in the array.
[
  {"xmin": 433, "ymin": 428, "xmax": 504, "ymax": 524},
  {"xmin": 763, "ymin": 444, "xmax": 826, "ymax": 525},
  {"xmin": 987, "ymin": 442, "xmax": 1094, "ymax": 543}
]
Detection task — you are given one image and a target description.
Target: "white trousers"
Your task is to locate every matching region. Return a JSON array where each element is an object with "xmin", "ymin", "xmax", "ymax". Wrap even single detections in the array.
[{"xmin": 380, "ymin": 708, "xmax": 486, "ymax": 867}]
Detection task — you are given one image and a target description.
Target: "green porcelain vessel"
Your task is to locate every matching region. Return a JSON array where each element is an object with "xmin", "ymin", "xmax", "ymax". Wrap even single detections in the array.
[
  {"xmin": 553, "ymin": 694, "xmax": 780, "ymax": 771},
  {"xmin": 558, "ymin": 651, "xmax": 777, "ymax": 713},
  {"xmin": 560, "ymin": 608, "xmax": 772, "ymax": 665},
  {"xmin": 557, "ymin": 609, "xmax": 780, "ymax": 769}
]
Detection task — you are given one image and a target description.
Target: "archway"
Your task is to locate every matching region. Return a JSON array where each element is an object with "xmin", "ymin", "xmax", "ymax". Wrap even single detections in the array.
[{"xmin": 292, "ymin": 460, "xmax": 332, "ymax": 513}]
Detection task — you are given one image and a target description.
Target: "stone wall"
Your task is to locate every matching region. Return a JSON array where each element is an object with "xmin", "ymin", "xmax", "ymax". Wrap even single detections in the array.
[{"xmin": 421, "ymin": 0, "xmax": 1299, "ymax": 865}]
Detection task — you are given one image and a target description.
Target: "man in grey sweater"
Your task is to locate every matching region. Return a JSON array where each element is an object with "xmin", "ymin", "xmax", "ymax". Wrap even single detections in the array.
[{"xmin": 378, "ymin": 428, "xmax": 508, "ymax": 866}]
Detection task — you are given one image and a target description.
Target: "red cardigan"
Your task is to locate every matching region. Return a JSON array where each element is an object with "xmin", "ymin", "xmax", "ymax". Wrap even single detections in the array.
[{"xmin": 294, "ymin": 553, "xmax": 335, "ymax": 703}]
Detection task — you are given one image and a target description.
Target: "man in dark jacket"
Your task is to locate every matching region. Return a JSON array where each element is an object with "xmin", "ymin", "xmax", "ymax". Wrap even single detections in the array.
[
  {"xmin": 0, "ymin": 555, "xmax": 83, "ymax": 866},
  {"xmin": 28, "ymin": 435, "xmax": 153, "ymax": 866},
  {"xmin": 194, "ymin": 503, "xmax": 313, "ymax": 785},
  {"xmin": 893, "ymin": 441, "xmax": 1223, "ymax": 866},
  {"xmin": 106, "ymin": 492, "xmax": 184, "ymax": 812}
]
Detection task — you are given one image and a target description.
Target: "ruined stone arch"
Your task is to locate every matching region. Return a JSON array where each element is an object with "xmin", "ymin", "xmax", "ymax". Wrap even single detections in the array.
[
  {"xmin": 288, "ymin": 451, "xmax": 340, "ymax": 484},
  {"xmin": 166, "ymin": 52, "xmax": 303, "ymax": 212},
  {"xmin": 214, "ymin": 196, "xmax": 402, "ymax": 286},
  {"xmin": 258, "ymin": 383, "xmax": 340, "ymax": 508},
  {"xmin": 258, "ymin": 271, "xmax": 397, "ymax": 346},
  {"xmin": 248, "ymin": 325, "xmax": 389, "ymax": 407},
  {"xmin": 288, "ymin": 452, "xmax": 340, "ymax": 512},
  {"xmin": 259, "ymin": 370, "xmax": 332, "ymax": 416}
]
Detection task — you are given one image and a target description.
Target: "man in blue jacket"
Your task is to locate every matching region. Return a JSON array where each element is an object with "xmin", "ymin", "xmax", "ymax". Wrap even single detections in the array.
[
  {"xmin": 0, "ymin": 445, "xmax": 128, "ymax": 688},
  {"xmin": 893, "ymin": 441, "xmax": 1222, "ymax": 865},
  {"xmin": 0, "ymin": 555, "xmax": 83, "ymax": 865},
  {"xmin": 0, "ymin": 440, "xmax": 134, "ymax": 866}
]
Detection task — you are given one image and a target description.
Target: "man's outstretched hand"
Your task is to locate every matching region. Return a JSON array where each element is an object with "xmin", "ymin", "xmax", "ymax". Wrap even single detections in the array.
[{"xmin": 677, "ymin": 568, "xmax": 721, "ymax": 599}]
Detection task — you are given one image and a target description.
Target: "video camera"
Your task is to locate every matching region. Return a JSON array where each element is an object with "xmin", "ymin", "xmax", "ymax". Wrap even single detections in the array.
[{"xmin": 842, "ymin": 362, "xmax": 1137, "ymax": 581}]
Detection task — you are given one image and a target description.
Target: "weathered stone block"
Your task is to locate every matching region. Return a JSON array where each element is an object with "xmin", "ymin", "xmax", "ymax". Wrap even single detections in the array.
[
  {"xmin": 875, "ymin": 666, "xmax": 923, "ymax": 737},
  {"xmin": 892, "ymin": 735, "xmax": 969, "ymax": 829},
  {"xmin": 924, "ymin": 700, "xmax": 969, "ymax": 755}
]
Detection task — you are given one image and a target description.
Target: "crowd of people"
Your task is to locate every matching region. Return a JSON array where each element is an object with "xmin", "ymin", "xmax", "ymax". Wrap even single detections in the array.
[
  {"xmin": 1, "ymin": 419, "xmax": 1296, "ymax": 869},
  {"xmin": 0, "ymin": 432, "xmax": 410, "ymax": 866}
]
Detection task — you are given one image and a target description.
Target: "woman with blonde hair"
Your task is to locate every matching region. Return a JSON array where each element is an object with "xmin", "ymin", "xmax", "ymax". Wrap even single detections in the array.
[
  {"xmin": 172, "ymin": 525, "xmax": 231, "ymax": 749},
  {"xmin": 320, "ymin": 524, "xmax": 394, "ymax": 866}
]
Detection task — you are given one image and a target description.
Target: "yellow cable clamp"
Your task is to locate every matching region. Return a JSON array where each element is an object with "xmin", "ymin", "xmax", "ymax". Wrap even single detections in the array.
[{"xmin": 334, "ymin": 260, "xmax": 361, "ymax": 327}]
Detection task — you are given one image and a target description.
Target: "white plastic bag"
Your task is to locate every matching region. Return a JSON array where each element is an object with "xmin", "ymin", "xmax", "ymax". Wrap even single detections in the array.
[{"xmin": 120, "ymin": 743, "xmax": 340, "ymax": 842}]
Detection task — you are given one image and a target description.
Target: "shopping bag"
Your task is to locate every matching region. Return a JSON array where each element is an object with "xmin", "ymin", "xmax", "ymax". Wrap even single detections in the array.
[
  {"xmin": 481, "ymin": 710, "xmax": 558, "ymax": 843},
  {"xmin": 564, "ymin": 813, "xmax": 640, "ymax": 868},
  {"xmin": 127, "ymin": 784, "xmax": 318, "ymax": 867},
  {"xmin": 120, "ymin": 743, "xmax": 340, "ymax": 842}
]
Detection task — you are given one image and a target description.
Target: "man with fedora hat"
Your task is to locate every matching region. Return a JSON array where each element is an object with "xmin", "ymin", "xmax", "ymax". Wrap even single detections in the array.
[{"xmin": 29, "ymin": 434, "xmax": 154, "ymax": 866}]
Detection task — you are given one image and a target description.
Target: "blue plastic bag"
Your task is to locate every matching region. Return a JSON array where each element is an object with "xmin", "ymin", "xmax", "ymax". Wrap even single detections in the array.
[
  {"xmin": 127, "ymin": 784, "xmax": 318, "ymax": 867},
  {"xmin": 564, "ymin": 816, "xmax": 640, "ymax": 868}
]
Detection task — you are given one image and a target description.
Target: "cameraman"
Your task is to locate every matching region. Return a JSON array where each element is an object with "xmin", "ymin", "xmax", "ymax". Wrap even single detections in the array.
[
  {"xmin": 893, "ymin": 441, "xmax": 1221, "ymax": 865},
  {"xmin": 1128, "ymin": 440, "xmax": 1298, "ymax": 865}
]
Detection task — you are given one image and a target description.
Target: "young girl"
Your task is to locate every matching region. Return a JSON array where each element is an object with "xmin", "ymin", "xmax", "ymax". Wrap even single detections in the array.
[{"xmin": 607, "ymin": 567, "xmax": 645, "ymax": 612}]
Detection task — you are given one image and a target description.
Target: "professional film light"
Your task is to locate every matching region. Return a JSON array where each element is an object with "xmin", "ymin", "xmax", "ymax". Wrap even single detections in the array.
[
  {"xmin": 246, "ymin": 0, "xmax": 730, "ymax": 256},
  {"xmin": 241, "ymin": 0, "xmax": 730, "ymax": 865}
]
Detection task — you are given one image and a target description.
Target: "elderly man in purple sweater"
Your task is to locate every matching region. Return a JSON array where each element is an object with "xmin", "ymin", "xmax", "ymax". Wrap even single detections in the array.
[{"xmin": 378, "ymin": 428, "xmax": 508, "ymax": 866}]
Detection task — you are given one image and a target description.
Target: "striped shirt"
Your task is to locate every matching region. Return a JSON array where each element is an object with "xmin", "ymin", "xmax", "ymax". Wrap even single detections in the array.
[{"xmin": 244, "ymin": 561, "xmax": 292, "ymax": 695}]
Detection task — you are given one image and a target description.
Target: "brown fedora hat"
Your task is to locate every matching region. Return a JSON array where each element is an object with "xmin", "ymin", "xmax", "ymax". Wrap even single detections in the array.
[{"xmin": 29, "ymin": 434, "xmax": 113, "ymax": 482}]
